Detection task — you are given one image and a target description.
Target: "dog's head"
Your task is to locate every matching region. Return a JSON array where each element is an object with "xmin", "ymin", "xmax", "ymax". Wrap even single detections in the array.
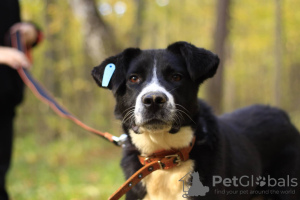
[{"xmin": 92, "ymin": 41, "xmax": 219, "ymax": 134}]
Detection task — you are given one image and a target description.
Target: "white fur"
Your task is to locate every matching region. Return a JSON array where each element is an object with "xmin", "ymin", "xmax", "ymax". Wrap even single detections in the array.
[
  {"xmin": 129, "ymin": 127, "xmax": 195, "ymax": 200},
  {"xmin": 129, "ymin": 126, "xmax": 194, "ymax": 155},
  {"xmin": 134, "ymin": 60, "xmax": 175, "ymax": 125},
  {"xmin": 143, "ymin": 160, "xmax": 194, "ymax": 200}
]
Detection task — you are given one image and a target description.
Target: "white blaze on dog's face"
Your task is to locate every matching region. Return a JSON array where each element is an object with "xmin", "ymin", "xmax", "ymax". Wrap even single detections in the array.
[
  {"xmin": 134, "ymin": 60, "xmax": 176, "ymax": 133},
  {"xmin": 92, "ymin": 41, "xmax": 219, "ymax": 138}
]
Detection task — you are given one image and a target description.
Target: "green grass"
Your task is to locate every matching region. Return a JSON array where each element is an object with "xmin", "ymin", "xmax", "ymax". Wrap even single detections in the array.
[{"xmin": 7, "ymin": 134, "xmax": 124, "ymax": 200}]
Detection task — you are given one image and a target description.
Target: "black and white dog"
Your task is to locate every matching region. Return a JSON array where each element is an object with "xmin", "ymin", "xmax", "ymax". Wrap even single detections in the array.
[{"xmin": 92, "ymin": 41, "xmax": 300, "ymax": 200}]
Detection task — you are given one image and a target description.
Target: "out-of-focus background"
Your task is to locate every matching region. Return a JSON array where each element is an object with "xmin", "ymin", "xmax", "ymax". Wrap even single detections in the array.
[{"xmin": 9, "ymin": 0, "xmax": 300, "ymax": 199}]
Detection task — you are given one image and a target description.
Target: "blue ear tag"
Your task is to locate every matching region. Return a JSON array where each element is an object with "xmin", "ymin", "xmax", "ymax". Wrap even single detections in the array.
[{"xmin": 102, "ymin": 63, "xmax": 116, "ymax": 87}]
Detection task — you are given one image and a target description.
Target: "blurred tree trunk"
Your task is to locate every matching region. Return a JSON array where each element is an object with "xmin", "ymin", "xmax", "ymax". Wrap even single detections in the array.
[
  {"xmin": 274, "ymin": 0, "xmax": 283, "ymax": 106},
  {"xmin": 69, "ymin": 0, "xmax": 120, "ymax": 134},
  {"xmin": 70, "ymin": 0, "xmax": 121, "ymax": 64},
  {"xmin": 206, "ymin": 0, "xmax": 231, "ymax": 115},
  {"xmin": 38, "ymin": 0, "xmax": 62, "ymax": 140},
  {"xmin": 133, "ymin": 0, "xmax": 146, "ymax": 46},
  {"xmin": 44, "ymin": 0, "xmax": 59, "ymax": 94}
]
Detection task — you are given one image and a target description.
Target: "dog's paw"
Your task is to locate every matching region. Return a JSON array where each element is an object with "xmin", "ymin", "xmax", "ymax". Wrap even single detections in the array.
[{"xmin": 256, "ymin": 176, "xmax": 266, "ymax": 187}]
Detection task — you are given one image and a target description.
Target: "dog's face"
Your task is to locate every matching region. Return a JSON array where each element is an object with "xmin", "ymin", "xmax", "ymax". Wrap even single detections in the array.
[{"xmin": 92, "ymin": 42, "xmax": 219, "ymax": 134}]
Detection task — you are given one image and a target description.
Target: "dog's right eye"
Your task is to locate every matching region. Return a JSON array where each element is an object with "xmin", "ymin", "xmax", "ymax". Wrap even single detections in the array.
[
  {"xmin": 171, "ymin": 74, "xmax": 183, "ymax": 82},
  {"xmin": 129, "ymin": 75, "xmax": 140, "ymax": 83}
]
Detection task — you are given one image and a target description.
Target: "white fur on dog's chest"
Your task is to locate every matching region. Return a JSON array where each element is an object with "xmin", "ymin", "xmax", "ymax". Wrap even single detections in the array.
[
  {"xmin": 142, "ymin": 160, "xmax": 194, "ymax": 200},
  {"xmin": 129, "ymin": 126, "xmax": 195, "ymax": 200}
]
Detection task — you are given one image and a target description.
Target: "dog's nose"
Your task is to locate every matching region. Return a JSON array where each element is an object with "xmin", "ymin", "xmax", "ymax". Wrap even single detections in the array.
[{"xmin": 142, "ymin": 92, "xmax": 168, "ymax": 108}]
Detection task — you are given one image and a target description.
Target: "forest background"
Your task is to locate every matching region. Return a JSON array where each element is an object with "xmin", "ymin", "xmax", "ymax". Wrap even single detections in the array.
[{"xmin": 7, "ymin": 0, "xmax": 300, "ymax": 199}]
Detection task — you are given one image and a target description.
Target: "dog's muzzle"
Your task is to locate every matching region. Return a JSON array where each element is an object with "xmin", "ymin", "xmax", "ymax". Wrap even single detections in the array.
[
  {"xmin": 133, "ymin": 91, "xmax": 175, "ymax": 132},
  {"xmin": 141, "ymin": 92, "xmax": 170, "ymax": 123},
  {"xmin": 142, "ymin": 92, "xmax": 168, "ymax": 111}
]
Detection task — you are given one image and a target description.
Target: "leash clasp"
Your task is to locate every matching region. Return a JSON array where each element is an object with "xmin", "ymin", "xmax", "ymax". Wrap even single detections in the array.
[
  {"xmin": 157, "ymin": 161, "xmax": 164, "ymax": 169},
  {"xmin": 165, "ymin": 154, "xmax": 181, "ymax": 166},
  {"xmin": 112, "ymin": 134, "xmax": 128, "ymax": 147}
]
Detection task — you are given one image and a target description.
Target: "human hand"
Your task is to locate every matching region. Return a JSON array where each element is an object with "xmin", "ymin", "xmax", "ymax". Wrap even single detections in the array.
[
  {"xmin": 10, "ymin": 22, "xmax": 38, "ymax": 47},
  {"xmin": 0, "ymin": 47, "xmax": 31, "ymax": 69}
]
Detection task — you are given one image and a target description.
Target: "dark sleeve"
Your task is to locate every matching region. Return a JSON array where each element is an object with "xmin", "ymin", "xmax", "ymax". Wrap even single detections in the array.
[
  {"xmin": 0, "ymin": 0, "xmax": 24, "ymax": 109},
  {"xmin": 0, "ymin": 0, "xmax": 21, "ymax": 46}
]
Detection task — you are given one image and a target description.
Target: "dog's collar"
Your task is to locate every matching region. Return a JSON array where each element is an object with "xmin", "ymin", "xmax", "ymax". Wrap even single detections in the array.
[
  {"xmin": 109, "ymin": 136, "xmax": 196, "ymax": 200},
  {"xmin": 138, "ymin": 137, "xmax": 196, "ymax": 167}
]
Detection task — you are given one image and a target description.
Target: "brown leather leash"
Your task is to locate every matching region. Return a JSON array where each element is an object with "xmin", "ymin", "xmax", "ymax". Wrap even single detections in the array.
[
  {"xmin": 109, "ymin": 137, "xmax": 196, "ymax": 200},
  {"xmin": 10, "ymin": 30, "xmax": 127, "ymax": 146}
]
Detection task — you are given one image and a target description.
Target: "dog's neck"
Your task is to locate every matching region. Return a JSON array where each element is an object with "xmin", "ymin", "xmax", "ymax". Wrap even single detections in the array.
[{"xmin": 129, "ymin": 126, "xmax": 194, "ymax": 155}]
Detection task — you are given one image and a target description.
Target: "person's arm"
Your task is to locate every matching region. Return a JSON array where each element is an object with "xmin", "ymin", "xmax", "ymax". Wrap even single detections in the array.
[
  {"xmin": 0, "ymin": 22, "xmax": 40, "ymax": 69},
  {"xmin": 0, "ymin": 46, "xmax": 31, "ymax": 69}
]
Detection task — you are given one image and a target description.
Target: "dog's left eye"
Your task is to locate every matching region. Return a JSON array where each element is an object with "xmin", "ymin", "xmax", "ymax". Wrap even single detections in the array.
[
  {"xmin": 129, "ymin": 75, "xmax": 140, "ymax": 83},
  {"xmin": 172, "ymin": 74, "xmax": 182, "ymax": 82}
]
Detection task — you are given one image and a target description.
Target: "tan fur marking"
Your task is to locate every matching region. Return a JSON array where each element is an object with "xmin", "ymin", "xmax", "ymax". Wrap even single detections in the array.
[{"xmin": 129, "ymin": 126, "xmax": 195, "ymax": 199}]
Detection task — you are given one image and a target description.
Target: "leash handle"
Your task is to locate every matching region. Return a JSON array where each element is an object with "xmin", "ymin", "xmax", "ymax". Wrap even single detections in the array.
[{"xmin": 10, "ymin": 30, "xmax": 123, "ymax": 146}]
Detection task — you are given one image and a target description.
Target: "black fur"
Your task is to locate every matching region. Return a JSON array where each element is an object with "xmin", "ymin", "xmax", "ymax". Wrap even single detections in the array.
[{"xmin": 92, "ymin": 41, "xmax": 300, "ymax": 200}]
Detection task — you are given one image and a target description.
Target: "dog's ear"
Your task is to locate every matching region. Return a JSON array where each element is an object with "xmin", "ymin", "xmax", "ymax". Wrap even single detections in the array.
[
  {"xmin": 167, "ymin": 41, "xmax": 219, "ymax": 84},
  {"xmin": 92, "ymin": 48, "xmax": 141, "ymax": 93}
]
